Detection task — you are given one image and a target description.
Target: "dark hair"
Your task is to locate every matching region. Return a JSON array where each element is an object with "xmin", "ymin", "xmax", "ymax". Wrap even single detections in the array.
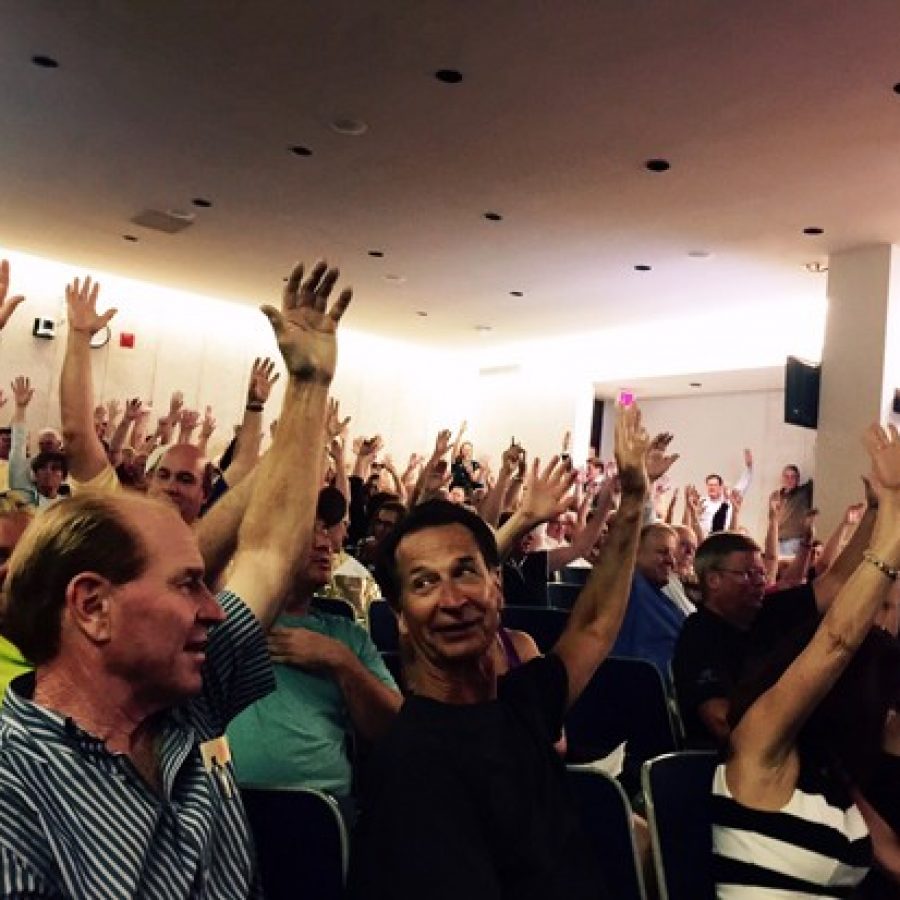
[
  {"xmin": 784, "ymin": 464, "xmax": 800, "ymax": 476},
  {"xmin": 729, "ymin": 621, "xmax": 900, "ymax": 787},
  {"xmin": 30, "ymin": 450, "xmax": 68, "ymax": 479},
  {"xmin": 2, "ymin": 494, "xmax": 151, "ymax": 665},
  {"xmin": 705, "ymin": 473, "xmax": 723, "ymax": 485},
  {"xmin": 694, "ymin": 531, "xmax": 761, "ymax": 587},
  {"xmin": 374, "ymin": 500, "xmax": 499, "ymax": 611}
]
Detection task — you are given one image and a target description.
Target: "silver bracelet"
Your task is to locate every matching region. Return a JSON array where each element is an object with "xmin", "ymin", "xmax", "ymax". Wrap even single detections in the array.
[{"xmin": 863, "ymin": 550, "xmax": 900, "ymax": 581}]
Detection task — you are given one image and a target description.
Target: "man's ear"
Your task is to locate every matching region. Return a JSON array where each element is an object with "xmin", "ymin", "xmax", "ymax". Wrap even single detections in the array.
[{"xmin": 64, "ymin": 572, "xmax": 114, "ymax": 644}]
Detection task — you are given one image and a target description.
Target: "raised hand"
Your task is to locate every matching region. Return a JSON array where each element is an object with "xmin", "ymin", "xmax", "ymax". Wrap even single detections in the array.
[
  {"xmin": 65, "ymin": 276, "xmax": 116, "ymax": 335},
  {"xmin": 168, "ymin": 391, "xmax": 184, "ymax": 420},
  {"xmin": 359, "ymin": 435, "xmax": 384, "ymax": 458},
  {"xmin": 105, "ymin": 398, "xmax": 122, "ymax": 424},
  {"xmin": 844, "ymin": 501, "xmax": 866, "ymax": 525},
  {"xmin": 10, "ymin": 376, "xmax": 33, "ymax": 409},
  {"xmin": 615, "ymin": 403, "xmax": 650, "ymax": 497},
  {"xmin": 248, "ymin": 357, "xmax": 280, "ymax": 405},
  {"xmin": 180, "ymin": 409, "xmax": 200, "ymax": 431},
  {"xmin": 728, "ymin": 487, "xmax": 744, "ymax": 511},
  {"xmin": 646, "ymin": 432, "xmax": 679, "ymax": 482},
  {"xmin": 863, "ymin": 423, "xmax": 900, "ymax": 490},
  {"xmin": 0, "ymin": 260, "xmax": 25, "ymax": 330},
  {"xmin": 743, "ymin": 448, "xmax": 753, "ymax": 468},
  {"xmin": 200, "ymin": 405, "xmax": 216, "ymax": 439},
  {"xmin": 326, "ymin": 397, "xmax": 351, "ymax": 440},
  {"xmin": 261, "ymin": 260, "xmax": 352, "ymax": 383},
  {"xmin": 434, "ymin": 429, "xmax": 452, "ymax": 458},
  {"xmin": 685, "ymin": 484, "xmax": 701, "ymax": 511},
  {"xmin": 501, "ymin": 440, "xmax": 524, "ymax": 475},
  {"xmin": 519, "ymin": 456, "xmax": 577, "ymax": 525},
  {"xmin": 123, "ymin": 398, "xmax": 143, "ymax": 422}
]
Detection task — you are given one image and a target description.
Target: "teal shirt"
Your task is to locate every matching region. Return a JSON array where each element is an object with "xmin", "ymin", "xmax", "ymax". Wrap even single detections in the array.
[{"xmin": 227, "ymin": 610, "xmax": 396, "ymax": 796}]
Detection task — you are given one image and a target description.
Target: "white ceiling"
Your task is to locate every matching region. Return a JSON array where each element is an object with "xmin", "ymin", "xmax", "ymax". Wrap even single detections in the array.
[
  {"xmin": 2, "ymin": 1, "xmax": 899, "ymax": 348},
  {"xmin": 594, "ymin": 366, "xmax": 785, "ymax": 400}
]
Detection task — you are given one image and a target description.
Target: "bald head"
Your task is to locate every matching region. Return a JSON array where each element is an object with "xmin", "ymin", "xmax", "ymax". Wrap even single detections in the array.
[{"xmin": 147, "ymin": 444, "xmax": 213, "ymax": 524}]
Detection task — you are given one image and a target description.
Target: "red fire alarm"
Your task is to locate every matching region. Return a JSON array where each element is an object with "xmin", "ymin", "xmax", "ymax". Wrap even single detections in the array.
[{"xmin": 119, "ymin": 332, "xmax": 135, "ymax": 349}]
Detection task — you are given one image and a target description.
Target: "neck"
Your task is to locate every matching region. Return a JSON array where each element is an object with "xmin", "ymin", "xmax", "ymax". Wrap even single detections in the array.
[
  {"xmin": 283, "ymin": 584, "xmax": 315, "ymax": 616},
  {"xmin": 410, "ymin": 654, "xmax": 497, "ymax": 705},
  {"xmin": 34, "ymin": 656, "xmax": 162, "ymax": 755}
]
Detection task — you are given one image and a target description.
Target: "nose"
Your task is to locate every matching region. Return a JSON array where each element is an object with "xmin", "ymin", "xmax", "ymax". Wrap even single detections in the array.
[
  {"xmin": 438, "ymin": 579, "xmax": 468, "ymax": 610},
  {"xmin": 198, "ymin": 586, "xmax": 226, "ymax": 625}
]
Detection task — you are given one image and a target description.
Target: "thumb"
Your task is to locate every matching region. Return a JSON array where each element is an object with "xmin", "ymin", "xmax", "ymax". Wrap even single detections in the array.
[
  {"xmin": 99, "ymin": 307, "xmax": 118, "ymax": 327},
  {"xmin": 260, "ymin": 304, "xmax": 285, "ymax": 339}
]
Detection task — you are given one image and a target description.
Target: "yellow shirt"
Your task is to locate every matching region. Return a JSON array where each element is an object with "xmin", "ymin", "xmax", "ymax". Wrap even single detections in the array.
[{"xmin": 0, "ymin": 634, "xmax": 30, "ymax": 698}]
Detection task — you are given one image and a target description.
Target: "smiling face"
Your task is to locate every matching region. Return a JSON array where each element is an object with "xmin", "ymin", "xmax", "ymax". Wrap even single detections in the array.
[
  {"xmin": 147, "ymin": 444, "xmax": 209, "ymax": 524},
  {"xmin": 395, "ymin": 523, "xmax": 502, "ymax": 668},
  {"xmin": 103, "ymin": 504, "xmax": 225, "ymax": 704}
]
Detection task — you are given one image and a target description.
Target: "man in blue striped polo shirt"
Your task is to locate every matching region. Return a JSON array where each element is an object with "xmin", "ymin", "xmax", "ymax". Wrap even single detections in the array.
[{"xmin": 0, "ymin": 259, "xmax": 352, "ymax": 898}]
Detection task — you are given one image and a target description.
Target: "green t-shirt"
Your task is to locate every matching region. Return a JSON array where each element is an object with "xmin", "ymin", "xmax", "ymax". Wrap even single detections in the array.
[
  {"xmin": 0, "ymin": 635, "xmax": 30, "ymax": 698},
  {"xmin": 228, "ymin": 610, "xmax": 396, "ymax": 796}
]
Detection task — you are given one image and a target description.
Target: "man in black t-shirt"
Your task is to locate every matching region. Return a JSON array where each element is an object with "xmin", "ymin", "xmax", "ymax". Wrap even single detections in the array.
[
  {"xmin": 674, "ymin": 503, "xmax": 878, "ymax": 748},
  {"xmin": 349, "ymin": 406, "xmax": 653, "ymax": 900}
]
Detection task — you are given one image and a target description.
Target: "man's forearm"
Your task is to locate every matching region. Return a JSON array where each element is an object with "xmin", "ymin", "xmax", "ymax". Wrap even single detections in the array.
[
  {"xmin": 479, "ymin": 468, "xmax": 511, "ymax": 529},
  {"xmin": 333, "ymin": 652, "xmax": 402, "ymax": 742},
  {"xmin": 60, "ymin": 332, "xmax": 107, "ymax": 481},
  {"xmin": 230, "ymin": 378, "xmax": 328, "ymax": 627}
]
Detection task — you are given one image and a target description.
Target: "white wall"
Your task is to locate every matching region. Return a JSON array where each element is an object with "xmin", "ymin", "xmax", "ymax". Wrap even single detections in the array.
[
  {"xmin": 0, "ymin": 247, "xmax": 464, "ymax": 461},
  {"xmin": 600, "ymin": 391, "xmax": 817, "ymax": 543}
]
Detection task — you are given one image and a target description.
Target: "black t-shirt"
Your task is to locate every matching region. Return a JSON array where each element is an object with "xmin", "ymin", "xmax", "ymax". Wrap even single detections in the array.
[
  {"xmin": 672, "ymin": 583, "xmax": 818, "ymax": 748},
  {"xmin": 348, "ymin": 654, "xmax": 608, "ymax": 900}
]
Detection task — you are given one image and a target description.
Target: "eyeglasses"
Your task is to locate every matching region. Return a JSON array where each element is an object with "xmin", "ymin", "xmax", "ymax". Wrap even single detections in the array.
[{"xmin": 714, "ymin": 567, "xmax": 767, "ymax": 583}]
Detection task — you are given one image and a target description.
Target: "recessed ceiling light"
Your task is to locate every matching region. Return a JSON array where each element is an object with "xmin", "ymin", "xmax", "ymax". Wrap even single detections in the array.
[
  {"xmin": 510, "ymin": 290, "xmax": 524, "ymax": 297},
  {"xmin": 123, "ymin": 234, "xmax": 139, "ymax": 242},
  {"xmin": 368, "ymin": 250, "xmax": 384, "ymax": 258},
  {"xmin": 435, "ymin": 69, "xmax": 463, "ymax": 84},
  {"xmin": 31, "ymin": 54, "xmax": 59, "ymax": 68},
  {"xmin": 192, "ymin": 197, "xmax": 212, "ymax": 208},
  {"xmin": 330, "ymin": 117, "xmax": 368, "ymax": 136},
  {"xmin": 289, "ymin": 145, "xmax": 313, "ymax": 156},
  {"xmin": 893, "ymin": 83, "xmax": 900, "ymax": 94},
  {"xmin": 383, "ymin": 273, "xmax": 406, "ymax": 283},
  {"xmin": 475, "ymin": 325, "xmax": 493, "ymax": 333},
  {"xmin": 634, "ymin": 264, "xmax": 652, "ymax": 272},
  {"xmin": 416, "ymin": 311, "xmax": 428, "ymax": 317},
  {"xmin": 689, "ymin": 382, "xmax": 702, "ymax": 388},
  {"xmin": 644, "ymin": 158, "xmax": 671, "ymax": 172},
  {"xmin": 802, "ymin": 226, "xmax": 824, "ymax": 235},
  {"xmin": 484, "ymin": 212, "xmax": 503, "ymax": 222},
  {"xmin": 687, "ymin": 250, "xmax": 712, "ymax": 259}
]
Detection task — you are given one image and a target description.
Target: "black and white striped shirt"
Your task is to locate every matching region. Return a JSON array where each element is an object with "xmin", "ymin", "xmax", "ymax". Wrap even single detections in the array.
[
  {"xmin": 712, "ymin": 762, "xmax": 872, "ymax": 898},
  {"xmin": 0, "ymin": 590, "xmax": 275, "ymax": 899}
]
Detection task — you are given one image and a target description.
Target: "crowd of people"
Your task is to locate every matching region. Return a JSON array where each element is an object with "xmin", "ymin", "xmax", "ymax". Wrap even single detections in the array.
[{"xmin": 0, "ymin": 254, "xmax": 897, "ymax": 898}]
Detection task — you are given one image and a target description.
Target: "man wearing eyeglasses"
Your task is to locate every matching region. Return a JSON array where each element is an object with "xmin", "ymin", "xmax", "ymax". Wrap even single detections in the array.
[{"xmin": 670, "ymin": 519, "xmax": 877, "ymax": 749}]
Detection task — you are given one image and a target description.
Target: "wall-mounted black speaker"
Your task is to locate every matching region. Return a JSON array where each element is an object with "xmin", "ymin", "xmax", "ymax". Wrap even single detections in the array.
[
  {"xmin": 892, "ymin": 389, "xmax": 900, "ymax": 416},
  {"xmin": 784, "ymin": 356, "xmax": 821, "ymax": 429}
]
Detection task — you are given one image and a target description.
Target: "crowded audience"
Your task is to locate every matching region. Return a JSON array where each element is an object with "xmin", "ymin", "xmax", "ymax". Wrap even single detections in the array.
[{"xmin": 0, "ymin": 255, "xmax": 896, "ymax": 899}]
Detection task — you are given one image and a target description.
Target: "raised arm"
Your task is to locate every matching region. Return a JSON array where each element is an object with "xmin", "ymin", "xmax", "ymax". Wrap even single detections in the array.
[
  {"xmin": 196, "ymin": 406, "xmax": 216, "ymax": 456},
  {"xmin": 553, "ymin": 404, "xmax": 649, "ymax": 708},
  {"xmin": 0, "ymin": 260, "xmax": 25, "ymax": 330},
  {"xmin": 109, "ymin": 398, "xmax": 142, "ymax": 466},
  {"xmin": 728, "ymin": 423, "xmax": 900, "ymax": 788},
  {"xmin": 60, "ymin": 277, "xmax": 117, "ymax": 482},
  {"xmin": 479, "ymin": 441, "xmax": 521, "ymax": 529},
  {"xmin": 764, "ymin": 495, "xmax": 781, "ymax": 585},
  {"xmin": 224, "ymin": 259, "xmax": 352, "ymax": 629},
  {"xmin": 9, "ymin": 376, "xmax": 34, "ymax": 495},
  {"xmin": 325, "ymin": 397, "xmax": 351, "ymax": 500}
]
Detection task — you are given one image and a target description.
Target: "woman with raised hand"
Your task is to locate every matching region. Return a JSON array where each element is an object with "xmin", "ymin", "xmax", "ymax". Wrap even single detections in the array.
[{"xmin": 712, "ymin": 422, "xmax": 900, "ymax": 898}]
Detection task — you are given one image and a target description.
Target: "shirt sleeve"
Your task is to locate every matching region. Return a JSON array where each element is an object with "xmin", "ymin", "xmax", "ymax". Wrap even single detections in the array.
[
  {"xmin": 0, "ymin": 846, "xmax": 57, "ymax": 898},
  {"xmin": 499, "ymin": 653, "xmax": 569, "ymax": 742},
  {"xmin": 201, "ymin": 590, "xmax": 276, "ymax": 730},
  {"xmin": 734, "ymin": 464, "xmax": 752, "ymax": 495},
  {"xmin": 68, "ymin": 463, "xmax": 121, "ymax": 496},
  {"xmin": 344, "ymin": 623, "xmax": 398, "ymax": 691}
]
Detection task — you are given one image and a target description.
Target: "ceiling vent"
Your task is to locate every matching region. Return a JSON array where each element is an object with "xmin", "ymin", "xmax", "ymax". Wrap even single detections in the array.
[{"xmin": 130, "ymin": 209, "xmax": 196, "ymax": 234}]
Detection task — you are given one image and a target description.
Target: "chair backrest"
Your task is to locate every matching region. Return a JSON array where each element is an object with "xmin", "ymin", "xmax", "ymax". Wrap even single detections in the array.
[
  {"xmin": 641, "ymin": 751, "xmax": 718, "ymax": 900},
  {"xmin": 562, "ymin": 565, "xmax": 590, "ymax": 586},
  {"xmin": 548, "ymin": 581, "xmax": 581, "ymax": 610},
  {"xmin": 566, "ymin": 767, "xmax": 647, "ymax": 900},
  {"xmin": 240, "ymin": 785, "xmax": 349, "ymax": 900},
  {"xmin": 312, "ymin": 595, "xmax": 356, "ymax": 620},
  {"xmin": 501, "ymin": 606, "xmax": 568, "ymax": 653},
  {"xmin": 367, "ymin": 599, "xmax": 399, "ymax": 652},
  {"xmin": 565, "ymin": 657, "xmax": 678, "ymax": 765}
]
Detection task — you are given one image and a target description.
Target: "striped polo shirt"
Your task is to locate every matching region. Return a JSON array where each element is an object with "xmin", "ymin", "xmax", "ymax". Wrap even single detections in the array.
[
  {"xmin": 0, "ymin": 590, "xmax": 276, "ymax": 899},
  {"xmin": 712, "ymin": 762, "xmax": 872, "ymax": 898}
]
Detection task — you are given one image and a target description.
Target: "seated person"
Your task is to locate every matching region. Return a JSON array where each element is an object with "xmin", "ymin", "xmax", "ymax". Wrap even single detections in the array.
[
  {"xmin": 228, "ymin": 488, "xmax": 401, "ymax": 803},
  {"xmin": 348, "ymin": 406, "xmax": 649, "ymax": 900},
  {"xmin": 611, "ymin": 522, "xmax": 688, "ymax": 677},
  {"xmin": 712, "ymin": 423, "xmax": 900, "ymax": 897}
]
